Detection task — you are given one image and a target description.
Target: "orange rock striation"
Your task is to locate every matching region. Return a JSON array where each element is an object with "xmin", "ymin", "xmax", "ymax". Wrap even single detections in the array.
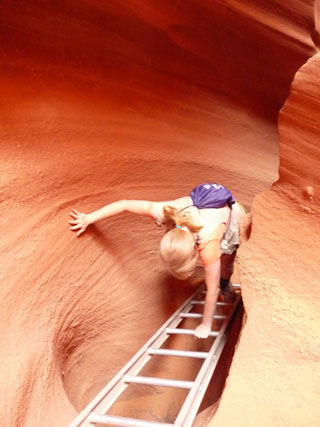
[
  {"xmin": 0, "ymin": 1, "xmax": 318, "ymax": 426},
  {"xmin": 210, "ymin": 53, "xmax": 320, "ymax": 427}
]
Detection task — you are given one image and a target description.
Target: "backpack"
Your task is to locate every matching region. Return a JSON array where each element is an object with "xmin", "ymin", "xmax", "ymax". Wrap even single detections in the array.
[{"xmin": 190, "ymin": 183, "xmax": 235, "ymax": 209}]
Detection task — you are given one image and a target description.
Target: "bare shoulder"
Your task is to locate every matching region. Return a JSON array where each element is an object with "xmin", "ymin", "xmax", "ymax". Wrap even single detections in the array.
[{"xmin": 235, "ymin": 201, "xmax": 247, "ymax": 215}]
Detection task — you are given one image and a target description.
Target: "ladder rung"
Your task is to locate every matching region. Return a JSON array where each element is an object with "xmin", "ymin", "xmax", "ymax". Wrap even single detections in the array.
[
  {"xmin": 88, "ymin": 413, "xmax": 174, "ymax": 427},
  {"xmin": 191, "ymin": 300, "xmax": 232, "ymax": 306},
  {"xmin": 180, "ymin": 313, "xmax": 227, "ymax": 319},
  {"xmin": 123, "ymin": 375, "xmax": 194, "ymax": 389},
  {"xmin": 166, "ymin": 328, "xmax": 219, "ymax": 337},
  {"xmin": 148, "ymin": 348, "xmax": 208, "ymax": 359},
  {"xmin": 201, "ymin": 283, "xmax": 241, "ymax": 293}
]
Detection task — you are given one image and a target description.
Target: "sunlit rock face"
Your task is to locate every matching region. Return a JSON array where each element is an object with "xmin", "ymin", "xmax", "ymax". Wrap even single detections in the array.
[
  {"xmin": 210, "ymin": 53, "xmax": 320, "ymax": 427},
  {"xmin": 0, "ymin": 1, "xmax": 317, "ymax": 426},
  {"xmin": 279, "ymin": 53, "xmax": 320, "ymax": 192}
]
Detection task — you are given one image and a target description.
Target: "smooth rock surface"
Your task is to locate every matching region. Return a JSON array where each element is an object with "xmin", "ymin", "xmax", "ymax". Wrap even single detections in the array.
[
  {"xmin": 210, "ymin": 53, "xmax": 320, "ymax": 427},
  {"xmin": 0, "ymin": 1, "xmax": 318, "ymax": 426}
]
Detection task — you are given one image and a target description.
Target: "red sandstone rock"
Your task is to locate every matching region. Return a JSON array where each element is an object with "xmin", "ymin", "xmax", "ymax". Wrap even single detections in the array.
[
  {"xmin": 0, "ymin": 1, "xmax": 318, "ymax": 426},
  {"xmin": 279, "ymin": 54, "xmax": 320, "ymax": 193},
  {"xmin": 210, "ymin": 54, "xmax": 320, "ymax": 427}
]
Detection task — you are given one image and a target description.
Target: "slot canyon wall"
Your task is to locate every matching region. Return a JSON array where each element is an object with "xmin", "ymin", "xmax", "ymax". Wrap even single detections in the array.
[
  {"xmin": 208, "ymin": 52, "xmax": 320, "ymax": 427},
  {"xmin": 0, "ymin": 1, "xmax": 319, "ymax": 426}
]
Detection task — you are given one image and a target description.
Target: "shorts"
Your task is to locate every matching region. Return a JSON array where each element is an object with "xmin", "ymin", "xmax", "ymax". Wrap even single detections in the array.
[{"xmin": 220, "ymin": 202, "xmax": 241, "ymax": 255}]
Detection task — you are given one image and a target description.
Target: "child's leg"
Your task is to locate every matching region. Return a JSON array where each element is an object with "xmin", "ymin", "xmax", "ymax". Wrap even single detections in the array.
[
  {"xmin": 220, "ymin": 251, "xmax": 237, "ymax": 302},
  {"xmin": 220, "ymin": 251, "xmax": 237, "ymax": 281}
]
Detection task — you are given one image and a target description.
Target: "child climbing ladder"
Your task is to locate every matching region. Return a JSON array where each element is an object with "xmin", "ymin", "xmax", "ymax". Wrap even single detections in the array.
[{"xmin": 69, "ymin": 182, "xmax": 244, "ymax": 339}]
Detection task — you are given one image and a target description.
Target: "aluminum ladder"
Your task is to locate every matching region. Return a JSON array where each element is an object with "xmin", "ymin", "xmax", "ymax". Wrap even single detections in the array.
[{"xmin": 69, "ymin": 283, "xmax": 241, "ymax": 427}]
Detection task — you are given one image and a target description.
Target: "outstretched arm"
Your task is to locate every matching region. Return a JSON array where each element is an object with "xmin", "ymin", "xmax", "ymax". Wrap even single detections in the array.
[
  {"xmin": 69, "ymin": 200, "xmax": 152, "ymax": 236},
  {"xmin": 194, "ymin": 258, "xmax": 221, "ymax": 339}
]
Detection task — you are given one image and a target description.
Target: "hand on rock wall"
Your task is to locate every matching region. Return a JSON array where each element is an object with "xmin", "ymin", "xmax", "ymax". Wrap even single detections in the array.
[{"xmin": 69, "ymin": 209, "xmax": 91, "ymax": 236}]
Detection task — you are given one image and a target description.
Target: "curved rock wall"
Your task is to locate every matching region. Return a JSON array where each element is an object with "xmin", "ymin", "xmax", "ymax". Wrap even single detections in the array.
[
  {"xmin": 0, "ymin": 1, "xmax": 317, "ymax": 426},
  {"xmin": 210, "ymin": 53, "xmax": 320, "ymax": 427},
  {"xmin": 278, "ymin": 53, "xmax": 320, "ymax": 192}
]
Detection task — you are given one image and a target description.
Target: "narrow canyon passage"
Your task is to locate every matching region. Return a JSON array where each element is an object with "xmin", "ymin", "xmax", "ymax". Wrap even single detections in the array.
[{"xmin": 0, "ymin": 1, "xmax": 319, "ymax": 426}]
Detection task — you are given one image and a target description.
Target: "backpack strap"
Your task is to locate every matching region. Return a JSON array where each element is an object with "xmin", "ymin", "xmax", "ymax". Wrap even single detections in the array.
[{"xmin": 179, "ymin": 204, "xmax": 197, "ymax": 213}]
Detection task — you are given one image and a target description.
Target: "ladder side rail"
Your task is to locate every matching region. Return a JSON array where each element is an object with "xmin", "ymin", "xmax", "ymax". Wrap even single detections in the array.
[
  {"xmin": 182, "ymin": 333, "xmax": 227, "ymax": 427},
  {"xmin": 69, "ymin": 284, "xmax": 205, "ymax": 427},
  {"xmin": 174, "ymin": 294, "xmax": 241, "ymax": 427}
]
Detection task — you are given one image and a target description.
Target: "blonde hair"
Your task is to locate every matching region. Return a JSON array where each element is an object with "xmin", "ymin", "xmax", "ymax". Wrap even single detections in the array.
[{"xmin": 159, "ymin": 206, "xmax": 202, "ymax": 280}]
